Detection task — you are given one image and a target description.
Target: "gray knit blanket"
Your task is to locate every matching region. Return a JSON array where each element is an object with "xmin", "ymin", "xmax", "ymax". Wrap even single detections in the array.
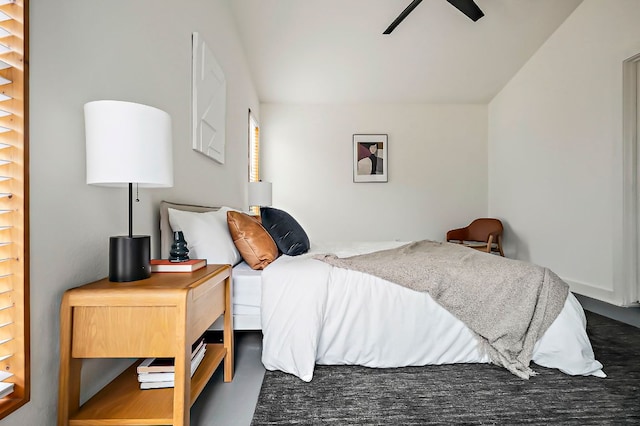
[{"xmin": 314, "ymin": 240, "xmax": 569, "ymax": 379}]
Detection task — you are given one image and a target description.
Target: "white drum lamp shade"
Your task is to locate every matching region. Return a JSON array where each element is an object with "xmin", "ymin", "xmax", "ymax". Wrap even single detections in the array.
[
  {"xmin": 84, "ymin": 100, "xmax": 174, "ymax": 282},
  {"xmin": 248, "ymin": 181, "xmax": 272, "ymax": 207},
  {"xmin": 85, "ymin": 100, "xmax": 173, "ymax": 188}
]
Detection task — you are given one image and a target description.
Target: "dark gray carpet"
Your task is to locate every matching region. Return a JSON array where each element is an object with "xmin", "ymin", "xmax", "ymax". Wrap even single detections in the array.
[{"xmin": 251, "ymin": 311, "xmax": 640, "ymax": 425}]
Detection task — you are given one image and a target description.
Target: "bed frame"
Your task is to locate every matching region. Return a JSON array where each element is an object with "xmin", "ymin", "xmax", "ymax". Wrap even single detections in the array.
[{"xmin": 159, "ymin": 200, "xmax": 262, "ymax": 331}]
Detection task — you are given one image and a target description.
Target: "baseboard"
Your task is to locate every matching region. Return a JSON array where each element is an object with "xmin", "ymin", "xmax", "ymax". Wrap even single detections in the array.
[
  {"xmin": 575, "ymin": 294, "xmax": 640, "ymax": 328},
  {"xmin": 565, "ymin": 279, "xmax": 618, "ymax": 305}
]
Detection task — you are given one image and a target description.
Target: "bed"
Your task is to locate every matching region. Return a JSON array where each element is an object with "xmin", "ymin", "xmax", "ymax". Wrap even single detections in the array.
[
  {"xmin": 159, "ymin": 201, "xmax": 605, "ymax": 381},
  {"xmin": 159, "ymin": 201, "xmax": 262, "ymax": 330}
]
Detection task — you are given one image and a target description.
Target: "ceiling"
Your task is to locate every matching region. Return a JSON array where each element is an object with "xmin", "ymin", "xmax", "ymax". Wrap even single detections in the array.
[{"xmin": 230, "ymin": 0, "xmax": 583, "ymax": 104}]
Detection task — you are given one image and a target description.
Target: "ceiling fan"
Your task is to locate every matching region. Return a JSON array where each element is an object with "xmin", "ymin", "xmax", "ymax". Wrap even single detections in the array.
[{"xmin": 383, "ymin": 0, "xmax": 484, "ymax": 34}]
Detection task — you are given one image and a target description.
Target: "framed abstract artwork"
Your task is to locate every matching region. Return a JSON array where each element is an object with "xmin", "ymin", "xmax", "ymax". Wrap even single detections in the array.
[
  {"xmin": 353, "ymin": 134, "xmax": 388, "ymax": 182},
  {"xmin": 192, "ymin": 32, "xmax": 226, "ymax": 164}
]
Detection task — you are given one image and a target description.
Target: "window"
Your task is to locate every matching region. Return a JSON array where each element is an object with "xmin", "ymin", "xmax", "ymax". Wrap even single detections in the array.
[
  {"xmin": 0, "ymin": 0, "xmax": 29, "ymax": 418},
  {"xmin": 248, "ymin": 110, "xmax": 260, "ymax": 215}
]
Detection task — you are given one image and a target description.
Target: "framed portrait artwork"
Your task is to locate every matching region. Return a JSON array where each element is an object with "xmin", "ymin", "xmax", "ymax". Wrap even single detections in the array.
[{"xmin": 353, "ymin": 134, "xmax": 388, "ymax": 183}]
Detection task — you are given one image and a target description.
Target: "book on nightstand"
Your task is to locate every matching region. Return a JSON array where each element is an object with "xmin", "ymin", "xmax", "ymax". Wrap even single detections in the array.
[
  {"xmin": 137, "ymin": 337, "xmax": 205, "ymax": 374},
  {"xmin": 139, "ymin": 380, "xmax": 175, "ymax": 390},
  {"xmin": 138, "ymin": 339, "xmax": 207, "ymax": 389},
  {"xmin": 150, "ymin": 258, "xmax": 206, "ymax": 273}
]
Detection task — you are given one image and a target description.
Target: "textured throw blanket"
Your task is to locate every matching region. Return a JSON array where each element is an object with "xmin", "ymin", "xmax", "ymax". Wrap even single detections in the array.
[{"xmin": 314, "ymin": 240, "xmax": 569, "ymax": 379}]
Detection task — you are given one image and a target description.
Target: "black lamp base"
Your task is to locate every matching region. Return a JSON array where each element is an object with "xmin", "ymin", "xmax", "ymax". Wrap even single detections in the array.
[{"xmin": 109, "ymin": 235, "xmax": 151, "ymax": 282}]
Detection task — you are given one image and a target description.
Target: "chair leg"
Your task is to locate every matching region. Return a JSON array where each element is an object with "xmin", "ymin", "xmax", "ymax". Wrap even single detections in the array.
[
  {"xmin": 498, "ymin": 235, "xmax": 504, "ymax": 257},
  {"xmin": 486, "ymin": 235, "xmax": 494, "ymax": 253}
]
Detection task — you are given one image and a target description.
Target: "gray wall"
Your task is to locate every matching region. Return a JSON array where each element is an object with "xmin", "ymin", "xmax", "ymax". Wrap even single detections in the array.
[
  {"xmin": 488, "ymin": 0, "xmax": 640, "ymax": 308},
  {"xmin": 261, "ymin": 103, "xmax": 488, "ymax": 242},
  {"xmin": 11, "ymin": 1, "xmax": 258, "ymax": 424}
]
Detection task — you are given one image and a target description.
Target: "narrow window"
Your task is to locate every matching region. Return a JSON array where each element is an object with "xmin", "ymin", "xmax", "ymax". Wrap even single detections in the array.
[{"xmin": 248, "ymin": 110, "xmax": 260, "ymax": 215}]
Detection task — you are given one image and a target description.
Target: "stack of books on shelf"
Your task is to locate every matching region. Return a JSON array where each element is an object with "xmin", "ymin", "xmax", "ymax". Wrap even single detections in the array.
[{"xmin": 137, "ymin": 336, "xmax": 206, "ymax": 390}]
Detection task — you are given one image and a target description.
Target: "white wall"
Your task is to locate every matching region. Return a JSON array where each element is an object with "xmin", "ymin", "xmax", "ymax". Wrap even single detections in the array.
[
  {"xmin": 261, "ymin": 104, "xmax": 487, "ymax": 242},
  {"xmin": 488, "ymin": 0, "xmax": 640, "ymax": 305},
  {"xmin": 12, "ymin": 1, "xmax": 258, "ymax": 424}
]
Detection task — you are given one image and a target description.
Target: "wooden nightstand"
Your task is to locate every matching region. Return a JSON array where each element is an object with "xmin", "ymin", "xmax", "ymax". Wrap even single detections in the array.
[{"xmin": 57, "ymin": 264, "xmax": 233, "ymax": 426}]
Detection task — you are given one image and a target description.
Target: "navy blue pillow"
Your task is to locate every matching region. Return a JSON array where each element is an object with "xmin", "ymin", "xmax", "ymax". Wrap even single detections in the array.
[{"xmin": 260, "ymin": 207, "xmax": 310, "ymax": 256}]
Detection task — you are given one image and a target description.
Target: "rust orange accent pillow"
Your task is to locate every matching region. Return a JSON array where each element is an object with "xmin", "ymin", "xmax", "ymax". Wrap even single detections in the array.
[{"xmin": 227, "ymin": 211, "xmax": 278, "ymax": 270}]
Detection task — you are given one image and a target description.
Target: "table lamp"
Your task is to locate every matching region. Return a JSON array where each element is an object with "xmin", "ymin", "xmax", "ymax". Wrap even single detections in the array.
[
  {"xmin": 85, "ymin": 100, "xmax": 173, "ymax": 282},
  {"xmin": 248, "ymin": 181, "xmax": 272, "ymax": 213}
]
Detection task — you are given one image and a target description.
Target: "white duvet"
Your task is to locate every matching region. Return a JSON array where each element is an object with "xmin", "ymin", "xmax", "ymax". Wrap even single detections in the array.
[{"xmin": 261, "ymin": 241, "xmax": 605, "ymax": 382}]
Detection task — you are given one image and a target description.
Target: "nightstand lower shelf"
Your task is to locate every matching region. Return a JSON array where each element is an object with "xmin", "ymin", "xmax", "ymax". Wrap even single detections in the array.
[{"xmin": 70, "ymin": 344, "xmax": 226, "ymax": 426}]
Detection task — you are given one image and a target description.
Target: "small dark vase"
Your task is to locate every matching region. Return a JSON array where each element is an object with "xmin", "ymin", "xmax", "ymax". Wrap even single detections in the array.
[{"xmin": 169, "ymin": 231, "xmax": 190, "ymax": 262}]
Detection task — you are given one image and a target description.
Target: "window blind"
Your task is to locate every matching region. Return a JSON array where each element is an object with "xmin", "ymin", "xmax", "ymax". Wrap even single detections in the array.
[
  {"xmin": 249, "ymin": 111, "xmax": 260, "ymax": 215},
  {"xmin": 249, "ymin": 112, "xmax": 260, "ymax": 182},
  {"xmin": 0, "ymin": 0, "xmax": 29, "ymax": 416}
]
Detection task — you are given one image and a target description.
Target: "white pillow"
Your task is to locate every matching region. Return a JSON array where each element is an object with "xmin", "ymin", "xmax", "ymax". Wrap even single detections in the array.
[{"xmin": 168, "ymin": 207, "xmax": 242, "ymax": 266}]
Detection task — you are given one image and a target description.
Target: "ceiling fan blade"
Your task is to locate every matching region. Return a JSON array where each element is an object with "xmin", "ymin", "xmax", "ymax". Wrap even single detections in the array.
[
  {"xmin": 446, "ymin": 0, "xmax": 484, "ymax": 21},
  {"xmin": 383, "ymin": 0, "xmax": 423, "ymax": 35}
]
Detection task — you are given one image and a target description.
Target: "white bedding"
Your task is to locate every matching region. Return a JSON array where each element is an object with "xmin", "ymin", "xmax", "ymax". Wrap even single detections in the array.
[
  {"xmin": 261, "ymin": 241, "xmax": 605, "ymax": 381},
  {"xmin": 211, "ymin": 261, "xmax": 262, "ymax": 330}
]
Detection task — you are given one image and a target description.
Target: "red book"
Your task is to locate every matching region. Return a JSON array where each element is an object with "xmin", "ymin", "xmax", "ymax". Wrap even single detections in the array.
[{"xmin": 150, "ymin": 259, "xmax": 207, "ymax": 273}]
